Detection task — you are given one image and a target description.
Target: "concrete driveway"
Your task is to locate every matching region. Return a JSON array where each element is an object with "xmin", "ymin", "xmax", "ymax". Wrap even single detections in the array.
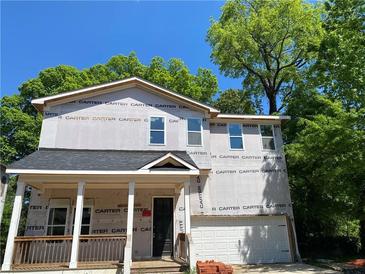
[{"xmin": 233, "ymin": 263, "xmax": 339, "ymax": 273}]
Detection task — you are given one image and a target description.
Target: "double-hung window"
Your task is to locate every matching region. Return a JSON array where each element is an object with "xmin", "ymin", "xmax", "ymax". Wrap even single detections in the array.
[
  {"xmin": 187, "ymin": 118, "xmax": 202, "ymax": 146},
  {"xmin": 47, "ymin": 200, "xmax": 69, "ymax": 235},
  {"xmin": 150, "ymin": 117, "xmax": 165, "ymax": 145},
  {"xmin": 260, "ymin": 125, "xmax": 276, "ymax": 150},
  {"xmin": 229, "ymin": 123, "xmax": 243, "ymax": 150}
]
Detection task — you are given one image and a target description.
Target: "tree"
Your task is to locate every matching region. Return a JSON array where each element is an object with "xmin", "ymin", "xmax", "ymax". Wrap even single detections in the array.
[
  {"xmin": 207, "ymin": 0, "xmax": 323, "ymax": 114},
  {"xmin": 284, "ymin": 90, "xmax": 365, "ymax": 255},
  {"xmin": 213, "ymin": 89, "xmax": 258, "ymax": 114},
  {"xmin": 313, "ymin": 0, "xmax": 365, "ymax": 110},
  {"xmin": 304, "ymin": 0, "xmax": 365, "ymax": 253}
]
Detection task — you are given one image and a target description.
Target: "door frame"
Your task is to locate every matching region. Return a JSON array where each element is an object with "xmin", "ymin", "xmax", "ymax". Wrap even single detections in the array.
[{"xmin": 151, "ymin": 196, "xmax": 175, "ymax": 257}]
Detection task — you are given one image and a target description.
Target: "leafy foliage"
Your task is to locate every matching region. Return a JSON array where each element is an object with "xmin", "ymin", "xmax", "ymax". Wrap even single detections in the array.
[
  {"xmin": 284, "ymin": 91, "xmax": 365, "ymax": 255},
  {"xmin": 313, "ymin": 0, "xmax": 365, "ymax": 110},
  {"xmin": 207, "ymin": 0, "xmax": 323, "ymax": 113},
  {"xmin": 213, "ymin": 89, "xmax": 257, "ymax": 114}
]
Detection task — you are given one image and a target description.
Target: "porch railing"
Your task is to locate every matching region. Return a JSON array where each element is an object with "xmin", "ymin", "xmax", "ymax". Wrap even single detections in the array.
[
  {"xmin": 78, "ymin": 234, "xmax": 126, "ymax": 263},
  {"xmin": 176, "ymin": 233, "xmax": 195, "ymax": 267},
  {"xmin": 13, "ymin": 235, "xmax": 73, "ymax": 265},
  {"xmin": 176, "ymin": 233, "xmax": 187, "ymax": 261},
  {"xmin": 12, "ymin": 234, "xmax": 126, "ymax": 267}
]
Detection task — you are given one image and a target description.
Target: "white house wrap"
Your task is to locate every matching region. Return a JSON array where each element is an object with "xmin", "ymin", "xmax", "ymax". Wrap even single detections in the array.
[{"xmin": 3, "ymin": 77, "xmax": 299, "ymax": 273}]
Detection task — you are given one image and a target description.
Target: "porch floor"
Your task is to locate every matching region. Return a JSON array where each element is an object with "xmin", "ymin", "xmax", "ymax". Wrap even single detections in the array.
[
  {"xmin": 11, "ymin": 258, "xmax": 187, "ymax": 273},
  {"xmin": 12, "ymin": 261, "xmax": 120, "ymax": 271}
]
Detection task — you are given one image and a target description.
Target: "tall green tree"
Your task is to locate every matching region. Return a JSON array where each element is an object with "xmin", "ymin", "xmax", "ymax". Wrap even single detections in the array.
[
  {"xmin": 284, "ymin": 91, "xmax": 365, "ymax": 255},
  {"xmin": 313, "ymin": 0, "xmax": 365, "ymax": 110},
  {"xmin": 207, "ymin": 0, "xmax": 323, "ymax": 114},
  {"xmin": 300, "ymin": 0, "xmax": 365, "ymax": 253}
]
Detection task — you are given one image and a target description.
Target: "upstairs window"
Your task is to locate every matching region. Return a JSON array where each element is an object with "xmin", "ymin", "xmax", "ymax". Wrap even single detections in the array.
[
  {"xmin": 150, "ymin": 117, "xmax": 165, "ymax": 145},
  {"xmin": 260, "ymin": 125, "xmax": 276, "ymax": 150},
  {"xmin": 229, "ymin": 124, "xmax": 243, "ymax": 150},
  {"xmin": 187, "ymin": 118, "xmax": 202, "ymax": 146}
]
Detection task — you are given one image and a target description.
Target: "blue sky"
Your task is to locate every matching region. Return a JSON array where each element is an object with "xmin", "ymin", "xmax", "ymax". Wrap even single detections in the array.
[{"xmin": 1, "ymin": 1, "xmax": 244, "ymax": 99}]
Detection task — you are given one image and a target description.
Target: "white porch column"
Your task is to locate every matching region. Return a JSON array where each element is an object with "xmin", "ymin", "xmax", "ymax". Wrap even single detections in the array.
[
  {"xmin": 1, "ymin": 181, "xmax": 25, "ymax": 271},
  {"xmin": 184, "ymin": 179, "xmax": 196, "ymax": 269},
  {"xmin": 69, "ymin": 181, "xmax": 85, "ymax": 269},
  {"xmin": 123, "ymin": 181, "xmax": 135, "ymax": 274},
  {"xmin": 184, "ymin": 180, "xmax": 191, "ymax": 234}
]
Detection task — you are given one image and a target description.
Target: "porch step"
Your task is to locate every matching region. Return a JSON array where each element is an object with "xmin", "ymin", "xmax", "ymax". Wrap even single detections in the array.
[
  {"xmin": 131, "ymin": 258, "xmax": 188, "ymax": 273},
  {"xmin": 131, "ymin": 269, "xmax": 185, "ymax": 274}
]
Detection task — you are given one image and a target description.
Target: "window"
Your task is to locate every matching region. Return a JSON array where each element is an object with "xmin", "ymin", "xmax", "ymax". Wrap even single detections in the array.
[
  {"xmin": 187, "ymin": 118, "xmax": 202, "ymax": 146},
  {"xmin": 150, "ymin": 117, "xmax": 165, "ymax": 145},
  {"xmin": 229, "ymin": 124, "xmax": 243, "ymax": 149},
  {"xmin": 71, "ymin": 207, "xmax": 92, "ymax": 235},
  {"xmin": 47, "ymin": 208, "xmax": 68, "ymax": 235},
  {"xmin": 260, "ymin": 125, "xmax": 276, "ymax": 150}
]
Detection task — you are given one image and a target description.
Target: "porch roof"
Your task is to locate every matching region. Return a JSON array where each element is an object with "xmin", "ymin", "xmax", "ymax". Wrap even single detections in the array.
[{"xmin": 7, "ymin": 148, "xmax": 198, "ymax": 173}]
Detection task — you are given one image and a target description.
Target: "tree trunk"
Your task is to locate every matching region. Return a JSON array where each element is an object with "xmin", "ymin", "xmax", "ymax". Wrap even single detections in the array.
[{"xmin": 267, "ymin": 89, "xmax": 277, "ymax": 114}]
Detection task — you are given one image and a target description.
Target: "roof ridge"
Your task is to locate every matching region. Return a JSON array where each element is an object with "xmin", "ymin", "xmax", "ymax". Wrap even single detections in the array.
[{"xmin": 31, "ymin": 77, "xmax": 220, "ymax": 114}]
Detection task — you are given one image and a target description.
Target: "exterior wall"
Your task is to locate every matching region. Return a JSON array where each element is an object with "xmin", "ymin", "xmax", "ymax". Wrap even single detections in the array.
[
  {"xmin": 25, "ymin": 187, "xmax": 185, "ymax": 259},
  {"xmin": 39, "ymin": 87, "xmax": 211, "ymax": 168},
  {"xmin": 190, "ymin": 122, "xmax": 294, "ymax": 218},
  {"xmin": 36, "ymin": 86, "xmax": 293, "ymax": 219}
]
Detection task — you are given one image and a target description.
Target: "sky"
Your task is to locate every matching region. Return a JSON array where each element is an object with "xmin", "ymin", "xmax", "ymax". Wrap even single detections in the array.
[{"xmin": 1, "ymin": 1, "xmax": 244, "ymax": 99}]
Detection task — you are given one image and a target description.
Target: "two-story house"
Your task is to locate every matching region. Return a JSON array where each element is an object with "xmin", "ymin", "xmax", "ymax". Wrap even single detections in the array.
[{"xmin": 2, "ymin": 77, "xmax": 300, "ymax": 273}]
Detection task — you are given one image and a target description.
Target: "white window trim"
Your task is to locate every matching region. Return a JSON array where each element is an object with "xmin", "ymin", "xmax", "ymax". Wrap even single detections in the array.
[
  {"xmin": 69, "ymin": 201, "xmax": 93, "ymax": 235},
  {"xmin": 46, "ymin": 199, "xmax": 71, "ymax": 236},
  {"xmin": 187, "ymin": 117, "xmax": 203, "ymax": 147},
  {"xmin": 258, "ymin": 124, "xmax": 277, "ymax": 151},
  {"xmin": 149, "ymin": 116, "xmax": 166, "ymax": 146},
  {"xmin": 228, "ymin": 123, "xmax": 245, "ymax": 151}
]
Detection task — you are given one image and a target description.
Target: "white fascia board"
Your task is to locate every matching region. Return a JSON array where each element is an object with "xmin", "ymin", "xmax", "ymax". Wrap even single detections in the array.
[
  {"xmin": 31, "ymin": 77, "xmax": 219, "ymax": 114},
  {"xmin": 31, "ymin": 78, "xmax": 134, "ymax": 105},
  {"xmin": 215, "ymin": 114, "xmax": 291, "ymax": 121},
  {"xmin": 135, "ymin": 78, "xmax": 219, "ymax": 113},
  {"xmin": 140, "ymin": 152, "xmax": 198, "ymax": 171},
  {"xmin": 6, "ymin": 168, "xmax": 200, "ymax": 176}
]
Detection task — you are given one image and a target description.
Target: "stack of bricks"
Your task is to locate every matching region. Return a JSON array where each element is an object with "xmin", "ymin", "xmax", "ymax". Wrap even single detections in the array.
[{"xmin": 196, "ymin": 260, "xmax": 234, "ymax": 274}]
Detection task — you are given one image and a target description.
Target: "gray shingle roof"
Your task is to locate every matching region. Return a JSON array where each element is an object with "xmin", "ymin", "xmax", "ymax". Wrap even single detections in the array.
[{"xmin": 8, "ymin": 148, "xmax": 197, "ymax": 171}]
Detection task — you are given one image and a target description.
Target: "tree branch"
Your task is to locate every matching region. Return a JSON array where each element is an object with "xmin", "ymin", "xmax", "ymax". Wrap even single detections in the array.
[
  {"xmin": 233, "ymin": 52, "xmax": 268, "ymax": 90},
  {"xmin": 278, "ymin": 50, "xmax": 304, "ymax": 72}
]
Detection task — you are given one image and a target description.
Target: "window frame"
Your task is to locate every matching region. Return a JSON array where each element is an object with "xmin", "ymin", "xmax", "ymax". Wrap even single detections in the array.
[
  {"xmin": 227, "ymin": 123, "xmax": 245, "ymax": 150},
  {"xmin": 46, "ymin": 199, "xmax": 70, "ymax": 236},
  {"xmin": 258, "ymin": 124, "xmax": 277, "ymax": 151},
  {"xmin": 187, "ymin": 117, "xmax": 203, "ymax": 147},
  {"xmin": 149, "ymin": 116, "xmax": 166, "ymax": 146}
]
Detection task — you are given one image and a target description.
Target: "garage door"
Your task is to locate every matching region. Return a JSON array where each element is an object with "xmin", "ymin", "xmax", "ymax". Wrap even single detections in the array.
[{"xmin": 191, "ymin": 216, "xmax": 292, "ymax": 264}]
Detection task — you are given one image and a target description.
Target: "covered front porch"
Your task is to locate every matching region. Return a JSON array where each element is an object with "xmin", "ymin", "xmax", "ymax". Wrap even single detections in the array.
[{"xmin": 2, "ymin": 150, "xmax": 199, "ymax": 273}]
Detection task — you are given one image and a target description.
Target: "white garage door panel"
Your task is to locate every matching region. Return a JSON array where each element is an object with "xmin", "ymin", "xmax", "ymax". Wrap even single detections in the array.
[{"xmin": 191, "ymin": 216, "xmax": 291, "ymax": 264}]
